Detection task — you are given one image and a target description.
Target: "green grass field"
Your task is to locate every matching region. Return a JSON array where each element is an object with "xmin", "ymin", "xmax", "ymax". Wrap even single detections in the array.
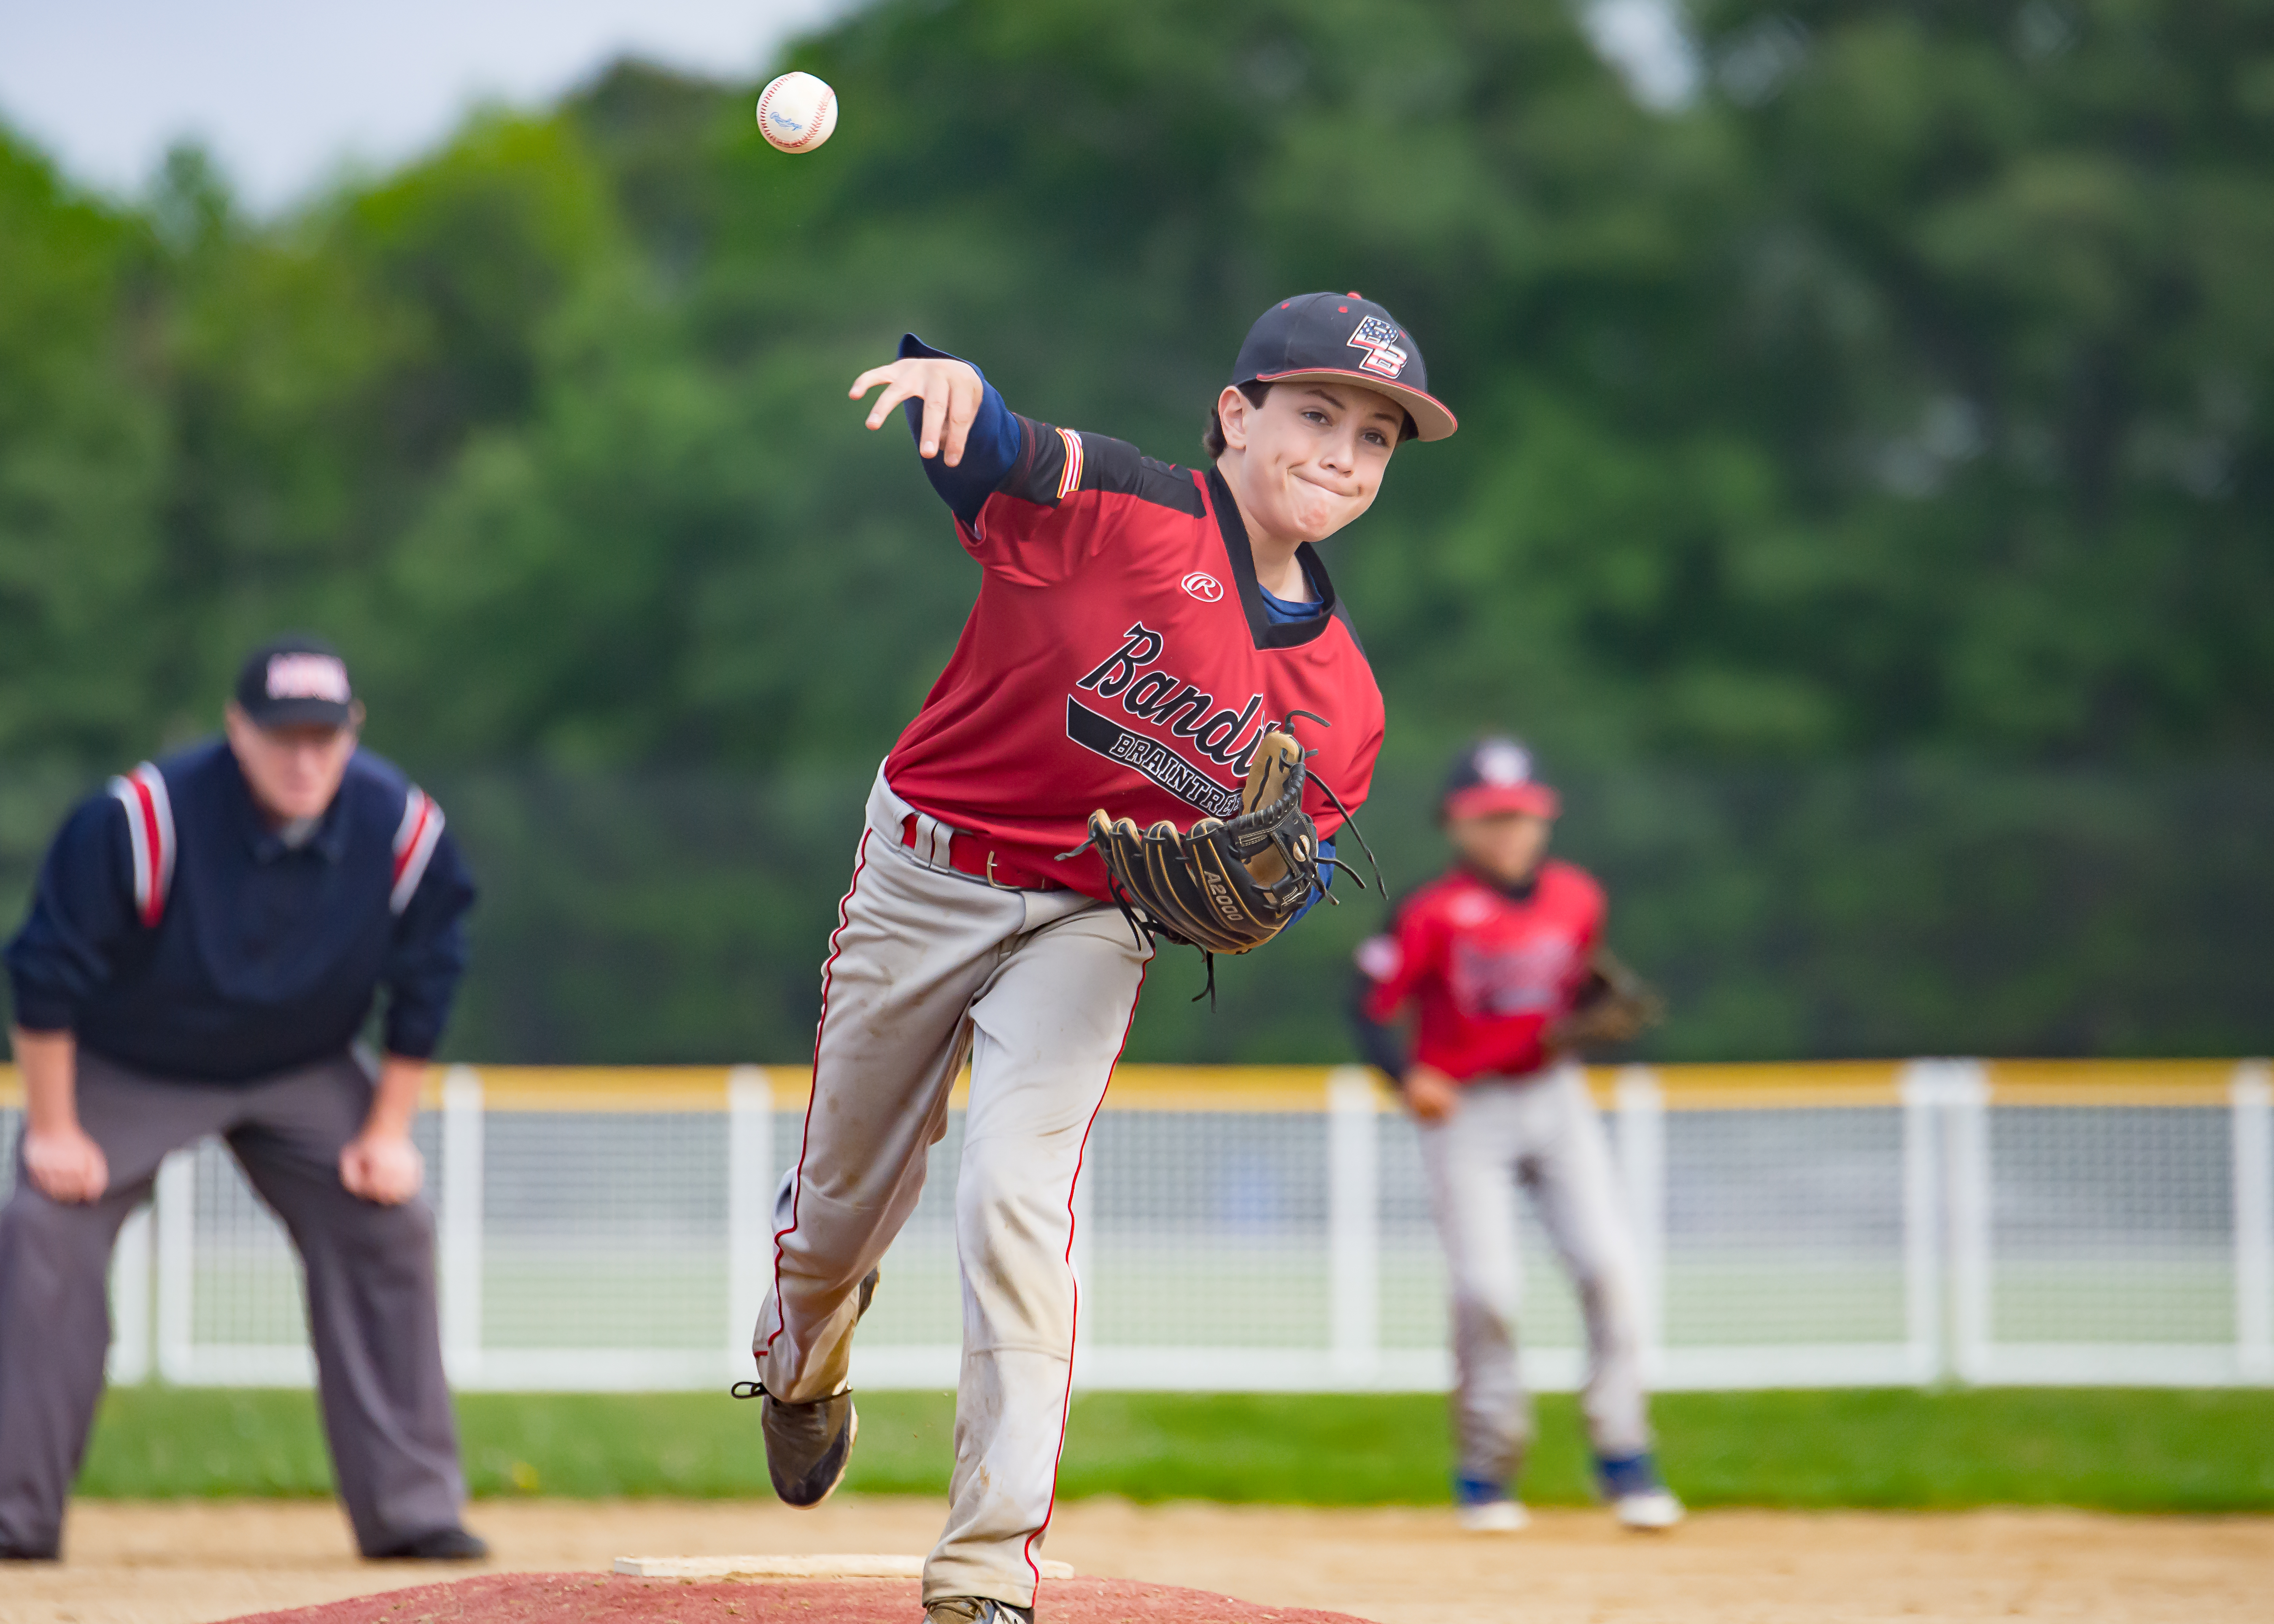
[{"xmin": 75, "ymin": 1387, "xmax": 2274, "ymax": 1512}]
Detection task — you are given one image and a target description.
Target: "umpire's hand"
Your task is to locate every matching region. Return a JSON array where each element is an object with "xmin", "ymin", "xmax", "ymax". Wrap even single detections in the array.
[
  {"xmin": 340, "ymin": 1130, "xmax": 424, "ymax": 1205},
  {"xmin": 25, "ymin": 1122, "xmax": 110, "ymax": 1204}
]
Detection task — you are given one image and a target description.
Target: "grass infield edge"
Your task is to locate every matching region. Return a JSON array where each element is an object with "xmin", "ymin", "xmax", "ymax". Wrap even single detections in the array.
[{"xmin": 73, "ymin": 1386, "xmax": 2274, "ymax": 1512}]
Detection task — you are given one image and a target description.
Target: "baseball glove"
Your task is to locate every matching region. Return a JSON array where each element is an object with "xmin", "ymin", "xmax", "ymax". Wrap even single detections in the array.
[
  {"xmin": 1546, "ymin": 948, "xmax": 1666, "ymax": 1051},
  {"xmin": 1079, "ymin": 729, "xmax": 1326, "ymax": 957}
]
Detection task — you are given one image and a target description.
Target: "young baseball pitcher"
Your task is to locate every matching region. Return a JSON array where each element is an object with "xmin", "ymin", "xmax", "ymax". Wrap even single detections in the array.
[
  {"xmin": 747, "ymin": 295, "xmax": 1454, "ymax": 1623},
  {"xmin": 1351, "ymin": 738, "xmax": 1681, "ymax": 1533}
]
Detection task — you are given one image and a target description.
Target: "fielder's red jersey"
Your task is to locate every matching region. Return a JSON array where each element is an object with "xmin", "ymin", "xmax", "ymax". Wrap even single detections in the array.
[
  {"xmin": 883, "ymin": 415, "xmax": 1385, "ymax": 904},
  {"xmin": 1356, "ymin": 860, "xmax": 1604, "ymax": 1082}
]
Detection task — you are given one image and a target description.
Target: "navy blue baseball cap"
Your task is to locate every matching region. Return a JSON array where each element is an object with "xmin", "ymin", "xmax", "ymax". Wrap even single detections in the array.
[
  {"xmin": 1233, "ymin": 292, "xmax": 1457, "ymax": 441},
  {"xmin": 1442, "ymin": 737, "xmax": 1560, "ymax": 821},
  {"xmin": 234, "ymin": 634, "xmax": 357, "ymax": 730}
]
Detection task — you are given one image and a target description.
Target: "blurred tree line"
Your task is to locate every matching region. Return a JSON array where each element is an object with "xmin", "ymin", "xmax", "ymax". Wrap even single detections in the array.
[{"xmin": 1, "ymin": 0, "xmax": 2267, "ymax": 1062}]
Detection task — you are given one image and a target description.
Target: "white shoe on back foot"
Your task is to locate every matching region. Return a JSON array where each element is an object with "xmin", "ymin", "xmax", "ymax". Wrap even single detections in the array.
[
  {"xmin": 1614, "ymin": 1488, "xmax": 1685, "ymax": 1530},
  {"xmin": 1457, "ymin": 1498, "xmax": 1530, "ymax": 1532}
]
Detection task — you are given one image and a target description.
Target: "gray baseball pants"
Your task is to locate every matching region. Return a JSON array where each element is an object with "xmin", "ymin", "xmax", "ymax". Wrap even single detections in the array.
[
  {"xmin": 0, "ymin": 1049, "xmax": 466, "ymax": 1557},
  {"xmin": 753, "ymin": 771, "xmax": 1149, "ymax": 1611},
  {"xmin": 1418, "ymin": 1065, "xmax": 1653, "ymax": 1487}
]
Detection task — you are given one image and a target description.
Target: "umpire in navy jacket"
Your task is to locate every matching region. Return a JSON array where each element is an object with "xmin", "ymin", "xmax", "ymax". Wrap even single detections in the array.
[{"xmin": 0, "ymin": 636, "xmax": 484, "ymax": 1562}]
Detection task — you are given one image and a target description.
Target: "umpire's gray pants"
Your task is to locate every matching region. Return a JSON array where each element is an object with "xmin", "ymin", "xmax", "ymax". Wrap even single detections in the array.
[
  {"xmin": 0, "ymin": 1049, "xmax": 465, "ymax": 1557},
  {"xmin": 1419, "ymin": 1066, "xmax": 1653, "ymax": 1487}
]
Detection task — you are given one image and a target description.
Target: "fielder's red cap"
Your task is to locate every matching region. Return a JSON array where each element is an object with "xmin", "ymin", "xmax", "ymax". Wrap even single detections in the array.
[
  {"xmin": 1233, "ymin": 292, "xmax": 1457, "ymax": 441},
  {"xmin": 1441, "ymin": 737, "xmax": 1560, "ymax": 821}
]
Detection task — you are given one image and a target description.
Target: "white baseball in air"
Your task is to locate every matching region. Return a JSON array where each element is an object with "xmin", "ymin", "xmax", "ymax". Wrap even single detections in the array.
[{"xmin": 757, "ymin": 71, "xmax": 838, "ymax": 153}]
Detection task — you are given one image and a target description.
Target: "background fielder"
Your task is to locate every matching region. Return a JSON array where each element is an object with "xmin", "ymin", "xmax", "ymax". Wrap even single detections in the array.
[
  {"xmin": 750, "ymin": 293, "xmax": 1454, "ymax": 1624},
  {"xmin": 1352, "ymin": 737, "xmax": 1682, "ymax": 1533}
]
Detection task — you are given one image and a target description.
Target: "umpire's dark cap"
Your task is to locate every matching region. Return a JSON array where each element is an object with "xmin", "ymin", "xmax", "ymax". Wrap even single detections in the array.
[
  {"xmin": 1234, "ymin": 292, "xmax": 1457, "ymax": 441},
  {"xmin": 235, "ymin": 634, "xmax": 357, "ymax": 730},
  {"xmin": 1442, "ymin": 737, "xmax": 1560, "ymax": 821}
]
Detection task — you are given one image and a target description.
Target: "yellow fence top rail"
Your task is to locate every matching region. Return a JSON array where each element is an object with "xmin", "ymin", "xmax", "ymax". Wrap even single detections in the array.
[
  {"xmin": 1983, "ymin": 1058, "xmax": 2240, "ymax": 1107},
  {"xmin": 431, "ymin": 1066, "xmax": 737, "ymax": 1112},
  {"xmin": 1637, "ymin": 1061, "xmax": 1904, "ymax": 1110},
  {"xmin": 0, "ymin": 1058, "xmax": 2261, "ymax": 1114}
]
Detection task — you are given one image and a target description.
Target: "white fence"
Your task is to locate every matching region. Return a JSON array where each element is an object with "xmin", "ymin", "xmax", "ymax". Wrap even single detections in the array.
[{"xmin": 2, "ymin": 1059, "xmax": 2269, "ymax": 1391}]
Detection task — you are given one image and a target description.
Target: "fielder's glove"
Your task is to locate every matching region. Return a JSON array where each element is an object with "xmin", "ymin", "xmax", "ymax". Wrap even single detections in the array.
[
  {"xmin": 1546, "ymin": 949, "xmax": 1667, "ymax": 1052},
  {"xmin": 1080, "ymin": 730, "xmax": 1326, "ymax": 957}
]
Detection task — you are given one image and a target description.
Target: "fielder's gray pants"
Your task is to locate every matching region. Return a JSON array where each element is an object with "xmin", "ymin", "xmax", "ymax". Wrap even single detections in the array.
[
  {"xmin": 753, "ymin": 771, "xmax": 1149, "ymax": 1611},
  {"xmin": 0, "ymin": 1049, "xmax": 466, "ymax": 1557},
  {"xmin": 1418, "ymin": 1066, "xmax": 1653, "ymax": 1487}
]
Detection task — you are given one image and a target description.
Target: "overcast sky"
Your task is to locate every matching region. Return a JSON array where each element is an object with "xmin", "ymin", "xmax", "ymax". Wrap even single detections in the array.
[
  {"xmin": 0, "ymin": 0, "xmax": 844, "ymax": 211},
  {"xmin": 0, "ymin": 0, "xmax": 1693, "ymax": 215}
]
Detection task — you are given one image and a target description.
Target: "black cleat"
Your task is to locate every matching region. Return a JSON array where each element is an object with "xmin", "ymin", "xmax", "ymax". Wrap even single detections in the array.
[
  {"xmin": 370, "ymin": 1526, "xmax": 489, "ymax": 1561},
  {"xmin": 925, "ymin": 1599, "xmax": 1035, "ymax": 1624},
  {"xmin": 756, "ymin": 1267, "xmax": 879, "ymax": 1510},
  {"xmin": 0, "ymin": 1540, "xmax": 59, "ymax": 1562},
  {"xmin": 762, "ymin": 1387, "xmax": 859, "ymax": 1507}
]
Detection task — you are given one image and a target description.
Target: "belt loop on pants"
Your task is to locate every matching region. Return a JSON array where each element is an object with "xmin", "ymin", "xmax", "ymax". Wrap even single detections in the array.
[
  {"xmin": 867, "ymin": 763, "xmax": 1061, "ymax": 894},
  {"xmin": 904, "ymin": 806, "xmax": 957, "ymax": 870}
]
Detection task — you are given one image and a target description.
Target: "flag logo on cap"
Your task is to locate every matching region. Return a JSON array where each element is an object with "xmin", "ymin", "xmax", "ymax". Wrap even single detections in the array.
[{"xmin": 1346, "ymin": 315, "xmax": 1411, "ymax": 380}]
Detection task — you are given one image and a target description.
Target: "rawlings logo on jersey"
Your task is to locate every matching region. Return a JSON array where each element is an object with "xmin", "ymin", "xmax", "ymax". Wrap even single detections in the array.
[
  {"xmin": 1347, "ymin": 315, "xmax": 1410, "ymax": 380},
  {"xmin": 1068, "ymin": 621, "xmax": 1306, "ymax": 816}
]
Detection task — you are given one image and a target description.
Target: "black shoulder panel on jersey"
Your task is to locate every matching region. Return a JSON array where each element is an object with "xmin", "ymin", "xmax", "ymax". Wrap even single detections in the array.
[
  {"xmin": 1330, "ymin": 592, "xmax": 1370, "ymax": 657},
  {"xmin": 1001, "ymin": 415, "xmax": 1206, "ymax": 515}
]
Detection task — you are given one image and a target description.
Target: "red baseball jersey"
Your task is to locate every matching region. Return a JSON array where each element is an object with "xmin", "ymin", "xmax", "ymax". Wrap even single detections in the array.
[
  {"xmin": 1356, "ymin": 860, "xmax": 1605, "ymax": 1082},
  {"xmin": 883, "ymin": 415, "xmax": 1385, "ymax": 904}
]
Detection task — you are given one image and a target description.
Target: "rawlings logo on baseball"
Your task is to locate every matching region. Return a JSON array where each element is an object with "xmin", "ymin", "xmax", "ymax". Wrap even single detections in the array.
[{"xmin": 1346, "ymin": 315, "xmax": 1410, "ymax": 380}]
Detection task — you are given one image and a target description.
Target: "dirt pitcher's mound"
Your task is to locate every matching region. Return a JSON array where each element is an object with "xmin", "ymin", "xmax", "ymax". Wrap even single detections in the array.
[{"xmin": 220, "ymin": 1571, "xmax": 1376, "ymax": 1624}]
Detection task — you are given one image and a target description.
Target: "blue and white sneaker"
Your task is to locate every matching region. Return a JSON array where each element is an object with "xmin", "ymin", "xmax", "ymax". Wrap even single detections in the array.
[
  {"xmin": 1454, "ymin": 1473, "xmax": 1529, "ymax": 1532},
  {"xmin": 1598, "ymin": 1452, "xmax": 1684, "ymax": 1530}
]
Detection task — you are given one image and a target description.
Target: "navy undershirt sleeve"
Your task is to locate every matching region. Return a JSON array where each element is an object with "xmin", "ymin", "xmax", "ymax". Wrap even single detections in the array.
[{"xmin": 897, "ymin": 333, "xmax": 1021, "ymax": 525}]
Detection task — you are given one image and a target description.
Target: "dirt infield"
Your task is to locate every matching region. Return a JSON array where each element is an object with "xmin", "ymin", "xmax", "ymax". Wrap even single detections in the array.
[
  {"xmin": 2, "ymin": 1498, "xmax": 2269, "ymax": 1624},
  {"xmin": 221, "ymin": 1572, "xmax": 1370, "ymax": 1624}
]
